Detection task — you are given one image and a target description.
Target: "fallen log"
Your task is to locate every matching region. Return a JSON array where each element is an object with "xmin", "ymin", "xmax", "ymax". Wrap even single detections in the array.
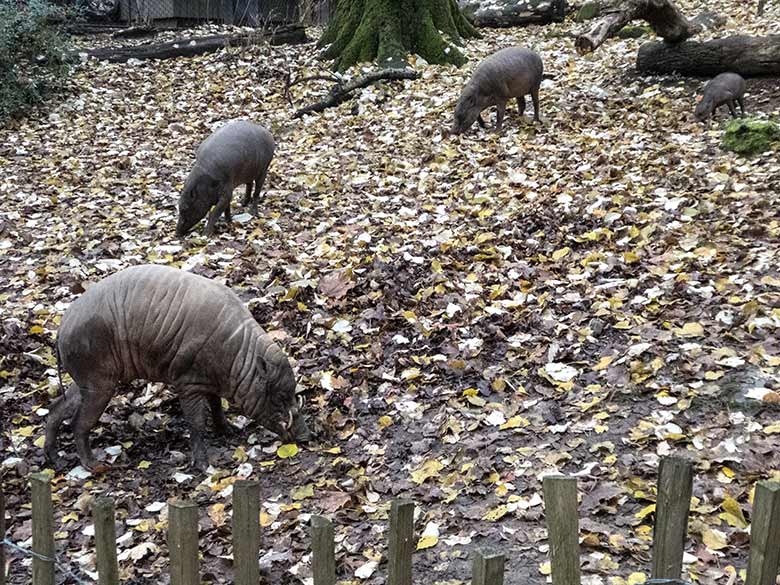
[
  {"xmin": 458, "ymin": 0, "xmax": 567, "ymax": 27},
  {"xmin": 289, "ymin": 69, "xmax": 420, "ymax": 118},
  {"xmin": 71, "ymin": 25, "xmax": 308, "ymax": 63},
  {"xmin": 637, "ymin": 35, "xmax": 780, "ymax": 76},
  {"xmin": 575, "ymin": 0, "xmax": 700, "ymax": 54}
]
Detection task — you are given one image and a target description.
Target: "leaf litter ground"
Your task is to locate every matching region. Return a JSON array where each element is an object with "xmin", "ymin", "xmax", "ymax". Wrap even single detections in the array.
[{"xmin": 1, "ymin": 1, "xmax": 780, "ymax": 583}]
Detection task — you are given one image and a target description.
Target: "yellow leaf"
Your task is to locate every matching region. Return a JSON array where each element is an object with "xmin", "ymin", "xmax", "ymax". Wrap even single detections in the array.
[
  {"xmin": 411, "ymin": 459, "xmax": 443, "ymax": 484},
  {"xmin": 16, "ymin": 425, "xmax": 36, "ymax": 437},
  {"xmin": 378, "ymin": 415, "xmax": 393, "ymax": 428},
  {"xmin": 721, "ymin": 466, "xmax": 736, "ymax": 478},
  {"xmin": 592, "ymin": 356, "xmax": 613, "ymax": 371},
  {"xmin": 552, "ymin": 247, "xmax": 571, "ymax": 261},
  {"xmin": 431, "ymin": 259, "xmax": 443, "ymax": 274},
  {"xmin": 61, "ymin": 512, "xmax": 78, "ymax": 524},
  {"xmin": 260, "ymin": 511, "xmax": 275, "ymax": 527},
  {"xmin": 500, "ymin": 416, "xmax": 529, "ymax": 430},
  {"xmin": 635, "ymin": 504, "xmax": 655, "ymax": 519},
  {"xmin": 763, "ymin": 423, "xmax": 780, "ymax": 434},
  {"xmin": 34, "ymin": 436, "xmax": 45, "ymax": 448},
  {"xmin": 208, "ymin": 503, "xmax": 226, "ymax": 527},
  {"xmin": 233, "ymin": 446, "xmax": 248, "ymax": 462},
  {"xmin": 29, "ymin": 325, "xmax": 44, "ymax": 335},
  {"xmin": 760, "ymin": 275, "xmax": 780, "ymax": 287},
  {"xmin": 277, "ymin": 444, "xmax": 299, "ymax": 459},
  {"xmin": 539, "ymin": 562, "xmax": 551, "ymax": 575},
  {"xmin": 291, "ymin": 484, "xmax": 314, "ymax": 501},
  {"xmin": 138, "ymin": 460, "xmax": 151, "ymax": 469},
  {"xmin": 675, "ymin": 322, "xmax": 704, "ymax": 337},
  {"xmin": 702, "ymin": 528, "xmax": 728, "ymax": 550},
  {"xmin": 416, "ymin": 535, "xmax": 438, "ymax": 550},
  {"xmin": 623, "ymin": 251, "xmax": 640, "ymax": 264},
  {"xmin": 482, "ymin": 505, "xmax": 508, "ymax": 521},
  {"xmin": 720, "ymin": 495, "xmax": 748, "ymax": 528},
  {"xmin": 627, "ymin": 572, "xmax": 647, "ymax": 585}
]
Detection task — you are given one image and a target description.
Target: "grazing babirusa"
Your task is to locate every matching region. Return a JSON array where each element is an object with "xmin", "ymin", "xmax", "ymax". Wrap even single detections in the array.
[
  {"xmin": 44, "ymin": 264, "xmax": 310, "ymax": 471},
  {"xmin": 176, "ymin": 119, "xmax": 276, "ymax": 237},
  {"xmin": 452, "ymin": 46, "xmax": 544, "ymax": 134},
  {"xmin": 694, "ymin": 72, "xmax": 746, "ymax": 122}
]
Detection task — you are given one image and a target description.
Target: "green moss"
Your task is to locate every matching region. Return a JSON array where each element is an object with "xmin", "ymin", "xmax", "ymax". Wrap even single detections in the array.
[
  {"xmin": 721, "ymin": 118, "xmax": 780, "ymax": 156},
  {"xmin": 574, "ymin": 1, "xmax": 600, "ymax": 22},
  {"xmin": 320, "ymin": 0, "xmax": 475, "ymax": 71},
  {"xmin": 617, "ymin": 25, "xmax": 651, "ymax": 39}
]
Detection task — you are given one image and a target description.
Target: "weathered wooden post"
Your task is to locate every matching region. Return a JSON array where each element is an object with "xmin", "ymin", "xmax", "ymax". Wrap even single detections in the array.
[
  {"xmin": 168, "ymin": 500, "xmax": 199, "ymax": 585},
  {"xmin": 311, "ymin": 515, "xmax": 335, "ymax": 585},
  {"xmin": 651, "ymin": 457, "xmax": 694, "ymax": 580},
  {"xmin": 543, "ymin": 475, "xmax": 581, "ymax": 585},
  {"xmin": 232, "ymin": 480, "xmax": 260, "ymax": 585},
  {"xmin": 745, "ymin": 481, "xmax": 780, "ymax": 585},
  {"xmin": 0, "ymin": 484, "xmax": 6, "ymax": 585},
  {"xmin": 31, "ymin": 474, "xmax": 55, "ymax": 585},
  {"xmin": 93, "ymin": 497, "xmax": 119, "ymax": 585},
  {"xmin": 472, "ymin": 551, "xmax": 505, "ymax": 585},
  {"xmin": 388, "ymin": 500, "xmax": 414, "ymax": 585}
]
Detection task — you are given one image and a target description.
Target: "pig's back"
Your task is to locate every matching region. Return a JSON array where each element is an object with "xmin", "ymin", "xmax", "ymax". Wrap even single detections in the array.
[
  {"xmin": 58, "ymin": 265, "xmax": 253, "ymax": 386},
  {"xmin": 472, "ymin": 47, "xmax": 543, "ymax": 97},
  {"xmin": 196, "ymin": 120, "xmax": 275, "ymax": 185},
  {"xmin": 709, "ymin": 72, "xmax": 746, "ymax": 96}
]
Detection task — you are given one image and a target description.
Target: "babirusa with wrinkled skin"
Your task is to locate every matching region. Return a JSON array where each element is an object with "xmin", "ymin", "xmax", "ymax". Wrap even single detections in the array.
[
  {"xmin": 453, "ymin": 47, "xmax": 544, "ymax": 134},
  {"xmin": 177, "ymin": 119, "xmax": 276, "ymax": 237},
  {"xmin": 44, "ymin": 264, "xmax": 310, "ymax": 471},
  {"xmin": 694, "ymin": 72, "xmax": 746, "ymax": 122}
]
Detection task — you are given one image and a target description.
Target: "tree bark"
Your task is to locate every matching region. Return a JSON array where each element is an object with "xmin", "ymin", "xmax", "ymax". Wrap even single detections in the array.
[
  {"xmin": 637, "ymin": 35, "xmax": 780, "ymax": 76},
  {"xmin": 458, "ymin": 0, "xmax": 567, "ymax": 27},
  {"xmin": 72, "ymin": 25, "xmax": 307, "ymax": 63},
  {"xmin": 318, "ymin": 0, "xmax": 479, "ymax": 71},
  {"xmin": 575, "ymin": 0, "xmax": 700, "ymax": 54},
  {"xmin": 291, "ymin": 68, "xmax": 420, "ymax": 117}
]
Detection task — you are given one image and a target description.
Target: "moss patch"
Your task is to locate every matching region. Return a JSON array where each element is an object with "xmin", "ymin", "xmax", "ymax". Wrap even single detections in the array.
[
  {"xmin": 617, "ymin": 25, "xmax": 652, "ymax": 39},
  {"xmin": 721, "ymin": 118, "xmax": 780, "ymax": 156},
  {"xmin": 575, "ymin": 1, "xmax": 600, "ymax": 22}
]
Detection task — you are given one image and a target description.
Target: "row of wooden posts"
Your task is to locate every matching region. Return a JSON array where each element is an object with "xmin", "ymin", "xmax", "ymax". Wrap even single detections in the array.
[{"xmin": 1, "ymin": 456, "xmax": 780, "ymax": 584}]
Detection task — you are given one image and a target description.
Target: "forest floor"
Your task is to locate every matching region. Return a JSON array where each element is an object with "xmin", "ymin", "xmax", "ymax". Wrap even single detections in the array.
[{"xmin": 1, "ymin": 1, "xmax": 780, "ymax": 583}]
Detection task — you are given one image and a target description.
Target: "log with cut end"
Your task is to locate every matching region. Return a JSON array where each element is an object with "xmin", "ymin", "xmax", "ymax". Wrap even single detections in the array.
[
  {"xmin": 575, "ymin": 0, "xmax": 700, "ymax": 54},
  {"xmin": 637, "ymin": 35, "xmax": 780, "ymax": 76},
  {"xmin": 72, "ymin": 25, "xmax": 307, "ymax": 63},
  {"xmin": 458, "ymin": 0, "xmax": 567, "ymax": 27}
]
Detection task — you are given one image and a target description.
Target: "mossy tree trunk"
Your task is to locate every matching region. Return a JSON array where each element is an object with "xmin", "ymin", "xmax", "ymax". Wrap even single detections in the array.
[{"xmin": 318, "ymin": 0, "xmax": 479, "ymax": 71}]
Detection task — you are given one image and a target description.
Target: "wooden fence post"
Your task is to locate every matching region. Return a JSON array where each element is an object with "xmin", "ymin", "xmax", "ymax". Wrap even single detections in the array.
[
  {"xmin": 168, "ymin": 500, "xmax": 199, "ymax": 585},
  {"xmin": 387, "ymin": 500, "xmax": 414, "ymax": 585},
  {"xmin": 311, "ymin": 515, "xmax": 335, "ymax": 585},
  {"xmin": 651, "ymin": 457, "xmax": 694, "ymax": 580},
  {"xmin": 1, "ymin": 483, "xmax": 6, "ymax": 585},
  {"xmin": 472, "ymin": 551, "xmax": 505, "ymax": 585},
  {"xmin": 543, "ymin": 475, "xmax": 581, "ymax": 585},
  {"xmin": 745, "ymin": 481, "xmax": 780, "ymax": 585},
  {"xmin": 93, "ymin": 497, "xmax": 119, "ymax": 585},
  {"xmin": 31, "ymin": 473, "xmax": 55, "ymax": 585},
  {"xmin": 232, "ymin": 480, "xmax": 260, "ymax": 585}
]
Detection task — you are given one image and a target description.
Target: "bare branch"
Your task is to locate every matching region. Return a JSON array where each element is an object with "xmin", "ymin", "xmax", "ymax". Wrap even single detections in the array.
[{"xmin": 292, "ymin": 68, "xmax": 420, "ymax": 118}]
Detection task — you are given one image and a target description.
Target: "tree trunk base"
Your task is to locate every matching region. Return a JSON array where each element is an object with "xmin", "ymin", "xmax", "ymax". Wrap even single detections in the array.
[
  {"xmin": 319, "ymin": 0, "xmax": 479, "ymax": 71},
  {"xmin": 636, "ymin": 35, "xmax": 780, "ymax": 76},
  {"xmin": 576, "ymin": 0, "xmax": 699, "ymax": 54}
]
